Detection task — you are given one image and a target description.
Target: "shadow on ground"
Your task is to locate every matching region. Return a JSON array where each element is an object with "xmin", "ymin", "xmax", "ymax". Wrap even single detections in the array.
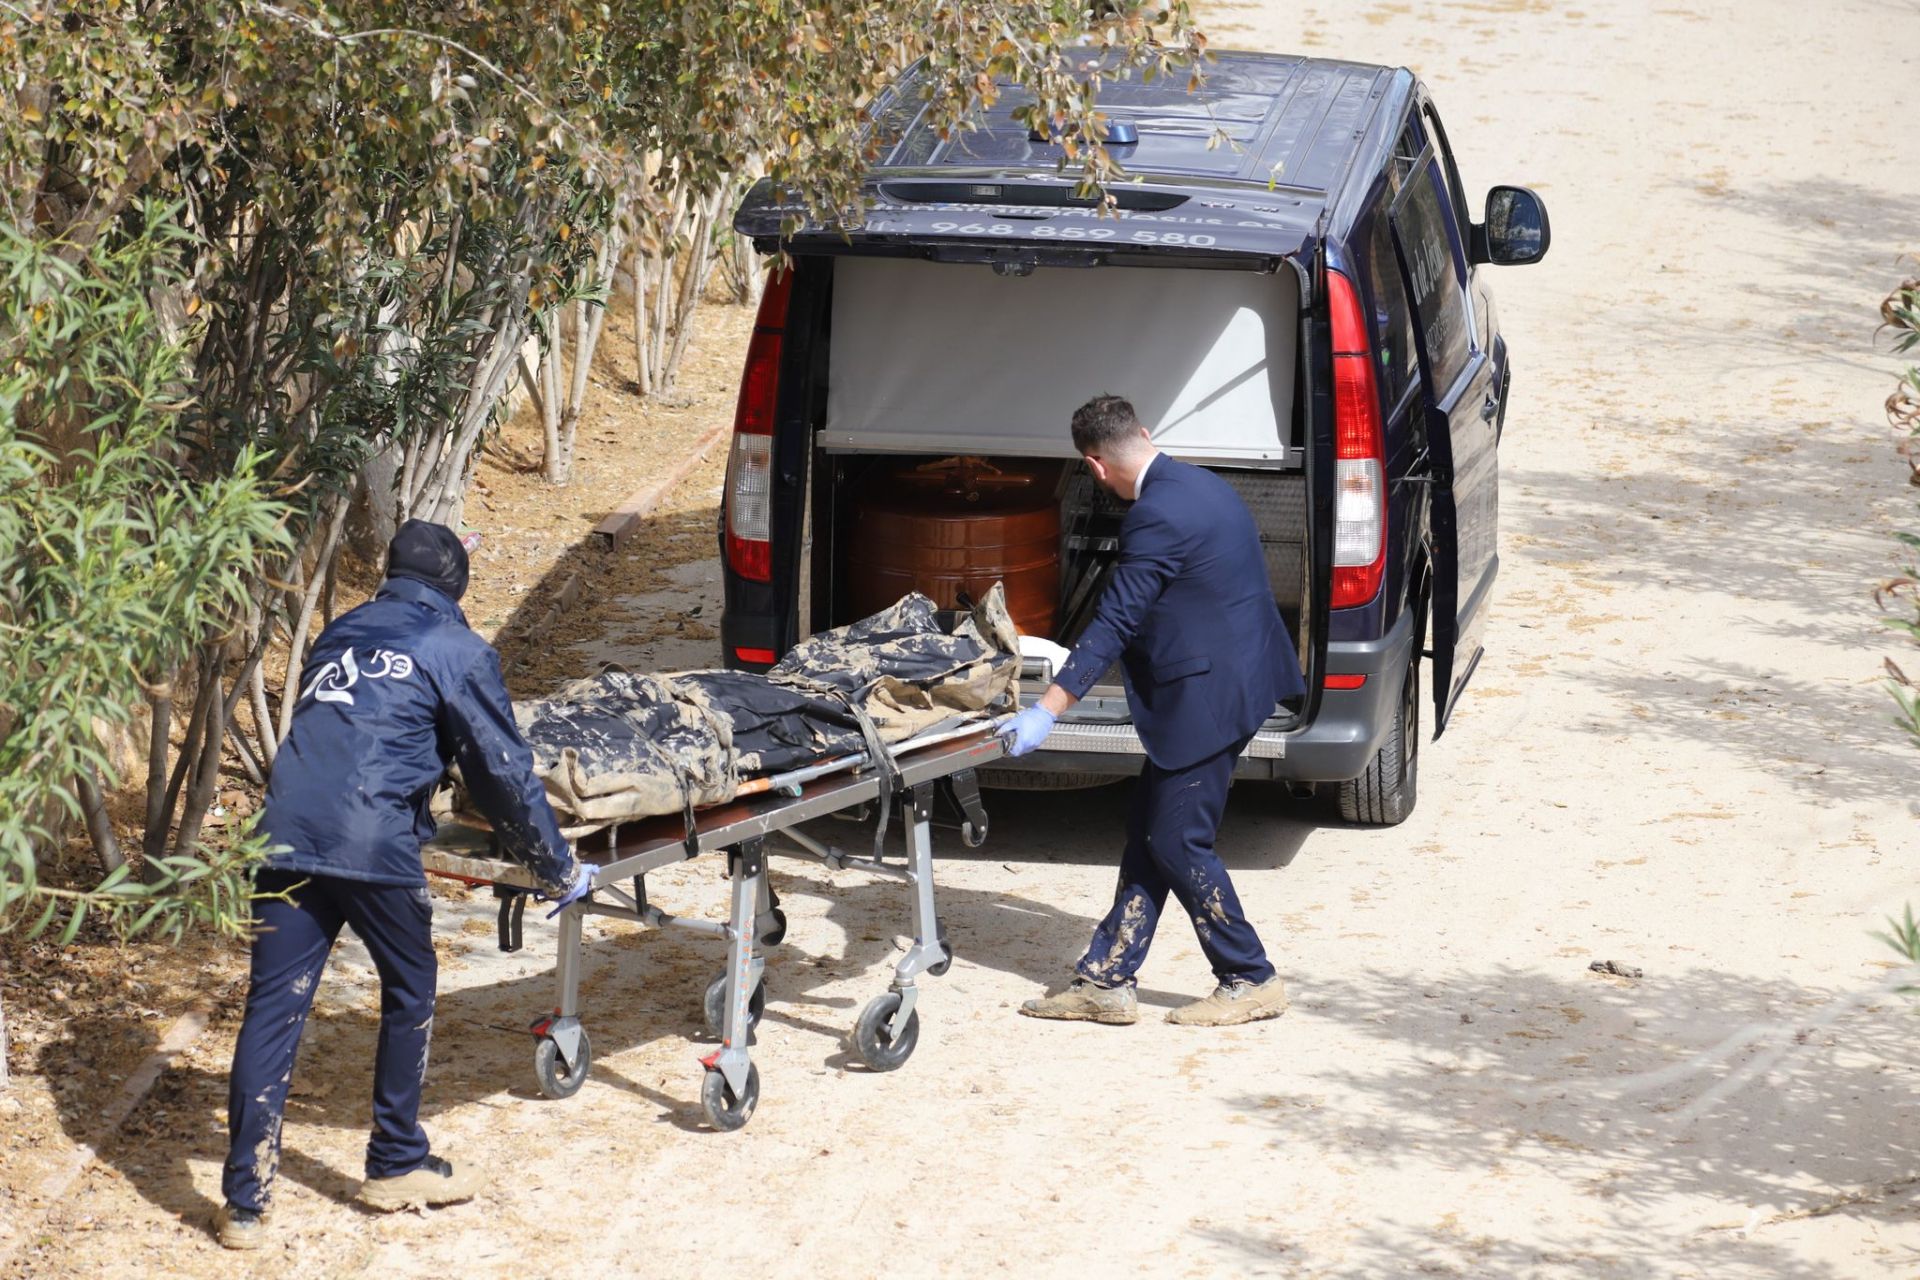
[
  {"xmin": 40, "ymin": 756, "xmax": 1324, "ymax": 1234},
  {"xmin": 39, "ymin": 861, "xmax": 1101, "ymax": 1229},
  {"xmin": 1200, "ymin": 963, "xmax": 1920, "ymax": 1278},
  {"xmin": 1504, "ymin": 411, "xmax": 1911, "ymax": 804}
]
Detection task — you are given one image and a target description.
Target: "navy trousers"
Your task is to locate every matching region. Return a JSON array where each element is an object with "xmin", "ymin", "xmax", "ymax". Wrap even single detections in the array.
[
  {"xmin": 222, "ymin": 870, "xmax": 437, "ymax": 1212},
  {"xmin": 1076, "ymin": 738, "xmax": 1275, "ymax": 988}
]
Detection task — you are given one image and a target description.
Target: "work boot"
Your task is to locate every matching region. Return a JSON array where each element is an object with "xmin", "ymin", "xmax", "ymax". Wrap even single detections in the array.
[
  {"xmin": 1018, "ymin": 978, "xmax": 1138, "ymax": 1025},
  {"xmin": 214, "ymin": 1203, "xmax": 267, "ymax": 1250},
  {"xmin": 1167, "ymin": 975, "xmax": 1289, "ymax": 1026},
  {"xmin": 357, "ymin": 1155, "xmax": 488, "ymax": 1211}
]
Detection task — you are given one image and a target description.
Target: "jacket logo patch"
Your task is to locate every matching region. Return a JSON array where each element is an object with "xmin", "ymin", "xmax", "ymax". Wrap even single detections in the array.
[{"xmin": 300, "ymin": 647, "xmax": 416, "ymax": 707}]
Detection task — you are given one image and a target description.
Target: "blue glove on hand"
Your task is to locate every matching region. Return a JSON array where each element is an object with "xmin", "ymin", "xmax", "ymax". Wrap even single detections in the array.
[
  {"xmin": 545, "ymin": 862, "xmax": 597, "ymax": 919},
  {"xmin": 996, "ymin": 705, "xmax": 1057, "ymax": 758}
]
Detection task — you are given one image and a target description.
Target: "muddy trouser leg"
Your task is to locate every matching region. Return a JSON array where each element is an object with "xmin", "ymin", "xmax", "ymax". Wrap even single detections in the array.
[
  {"xmin": 336, "ymin": 880, "xmax": 437, "ymax": 1180},
  {"xmin": 223, "ymin": 870, "xmax": 345, "ymax": 1212},
  {"xmin": 1074, "ymin": 763, "xmax": 1172, "ymax": 988},
  {"xmin": 1143, "ymin": 737, "xmax": 1275, "ymax": 986}
]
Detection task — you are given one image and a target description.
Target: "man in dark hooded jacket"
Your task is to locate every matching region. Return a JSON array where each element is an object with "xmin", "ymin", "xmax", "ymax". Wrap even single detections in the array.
[{"xmin": 216, "ymin": 520, "xmax": 591, "ymax": 1249}]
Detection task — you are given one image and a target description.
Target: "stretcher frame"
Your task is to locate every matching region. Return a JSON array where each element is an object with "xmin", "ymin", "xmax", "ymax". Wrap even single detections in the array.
[{"xmin": 423, "ymin": 724, "xmax": 1004, "ymax": 1130}]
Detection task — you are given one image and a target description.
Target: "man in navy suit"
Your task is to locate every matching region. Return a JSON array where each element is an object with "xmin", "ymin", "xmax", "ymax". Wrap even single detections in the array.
[{"xmin": 998, "ymin": 395, "xmax": 1304, "ymax": 1026}]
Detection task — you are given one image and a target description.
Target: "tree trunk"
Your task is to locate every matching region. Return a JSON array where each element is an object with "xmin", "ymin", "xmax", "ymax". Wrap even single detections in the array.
[
  {"xmin": 664, "ymin": 194, "xmax": 722, "ymax": 387},
  {"xmin": 76, "ymin": 768, "xmax": 125, "ymax": 877},
  {"xmin": 148, "ymin": 667, "xmax": 213, "ymax": 861},
  {"xmin": 170, "ymin": 666, "xmax": 226, "ymax": 860},
  {"xmin": 632, "ymin": 248, "xmax": 654, "ymax": 395},
  {"xmin": 248, "ymin": 637, "xmax": 276, "ymax": 769},
  {"xmin": 141, "ymin": 685, "xmax": 173, "ymax": 861},
  {"xmin": 274, "ymin": 499, "xmax": 348, "ymax": 744},
  {"xmin": 647, "ymin": 190, "xmax": 685, "ymax": 392},
  {"xmin": 733, "ymin": 227, "xmax": 764, "ymax": 307},
  {"xmin": 345, "ymin": 442, "xmax": 405, "ymax": 565},
  {"xmin": 224, "ymin": 718, "xmax": 266, "ymax": 786},
  {"xmin": 414, "ymin": 304, "xmax": 528, "ymax": 522},
  {"xmin": 518, "ymin": 347, "xmax": 546, "ymax": 427},
  {"xmin": 539, "ymin": 311, "xmax": 567, "ymax": 485},
  {"xmin": 546, "ymin": 217, "xmax": 624, "ymax": 487}
]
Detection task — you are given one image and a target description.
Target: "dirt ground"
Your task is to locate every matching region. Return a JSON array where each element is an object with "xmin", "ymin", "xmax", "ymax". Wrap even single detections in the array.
[{"xmin": 6, "ymin": 1, "xmax": 1919, "ymax": 1276}]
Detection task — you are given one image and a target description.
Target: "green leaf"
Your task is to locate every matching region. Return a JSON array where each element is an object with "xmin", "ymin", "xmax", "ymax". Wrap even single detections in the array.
[{"xmin": 58, "ymin": 899, "xmax": 89, "ymax": 945}]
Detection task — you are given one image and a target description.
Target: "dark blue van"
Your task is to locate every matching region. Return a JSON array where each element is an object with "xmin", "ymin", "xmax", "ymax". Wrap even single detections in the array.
[{"xmin": 721, "ymin": 52, "xmax": 1549, "ymax": 824}]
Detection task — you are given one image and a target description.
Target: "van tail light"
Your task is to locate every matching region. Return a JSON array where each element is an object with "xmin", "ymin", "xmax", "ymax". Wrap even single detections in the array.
[
  {"xmin": 1328, "ymin": 269, "xmax": 1386, "ymax": 609},
  {"xmin": 725, "ymin": 268, "xmax": 795, "ymax": 583}
]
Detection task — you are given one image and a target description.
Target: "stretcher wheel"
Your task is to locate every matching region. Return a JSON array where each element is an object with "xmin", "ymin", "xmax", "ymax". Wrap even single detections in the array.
[
  {"xmin": 703, "ymin": 971, "xmax": 766, "ymax": 1037},
  {"xmin": 534, "ymin": 1027, "xmax": 591, "ymax": 1099},
  {"xmin": 760, "ymin": 908, "xmax": 788, "ymax": 947},
  {"xmin": 853, "ymin": 992, "xmax": 919, "ymax": 1072},
  {"xmin": 700, "ymin": 1064, "xmax": 760, "ymax": 1131},
  {"xmin": 927, "ymin": 923, "xmax": 953, "ymax": 977}
]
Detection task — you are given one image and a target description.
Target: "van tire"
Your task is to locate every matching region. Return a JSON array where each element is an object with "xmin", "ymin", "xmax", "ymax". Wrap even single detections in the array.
[
  {"xmin": 978, "ymin": 768, "xmax": 1124, "ymax": 792},
  {"xmin": 1335, "ymin": 653, "xmax": 1419, "ymax": 826}
]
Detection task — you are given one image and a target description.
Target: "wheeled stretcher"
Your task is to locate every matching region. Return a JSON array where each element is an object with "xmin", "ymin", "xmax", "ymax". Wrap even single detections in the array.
[{"xmin": 422, "ymin": 720, "xmax": 1005, "ymax": 1130}]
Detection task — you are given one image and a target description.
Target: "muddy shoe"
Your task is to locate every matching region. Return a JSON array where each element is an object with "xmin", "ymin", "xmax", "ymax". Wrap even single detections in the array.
[
  {"xmin": 358, "ymin": 1155, "xmax": 487, "ymax": 1211},
  {"xmin": 1167, "ymin": 976, "xmax": 1289, "ymax": 1026},
  {"xmin": 214, "ymin": 1203, "xmax": 267, "ymax": 1250},
  {"xmin": 1018, "ymin": 978, "xmax": 1138, "ymax": 1025}
]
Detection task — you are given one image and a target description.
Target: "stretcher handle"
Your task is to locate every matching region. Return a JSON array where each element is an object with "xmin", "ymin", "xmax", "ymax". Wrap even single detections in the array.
[{"xmin": 734, "ymin": 715, "xmax": 1013, "ymax": 799}]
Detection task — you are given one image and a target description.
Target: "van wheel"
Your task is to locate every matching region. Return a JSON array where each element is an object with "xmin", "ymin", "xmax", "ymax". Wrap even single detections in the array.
[
  {"xmin": 1335, "ymin": 653, "xmax": 1419, "ymax": 826},
  {"xmin": 977, "ymin": 768, "xmax": 1124, "ymax": 792}
]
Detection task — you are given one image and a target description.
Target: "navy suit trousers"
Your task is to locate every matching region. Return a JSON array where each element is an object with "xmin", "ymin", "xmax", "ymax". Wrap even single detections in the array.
[
  {"xmin": 223, "ymin": 870, "xmax": 436, "ymax": 1211},
  {"xmin": 1076, "ymin": 738, "xmax": 1275, "ymax": 988}
]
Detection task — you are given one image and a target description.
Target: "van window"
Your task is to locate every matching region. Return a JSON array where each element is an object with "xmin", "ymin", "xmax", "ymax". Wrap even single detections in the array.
[
  {"xmin": 1367, "ymin": 215, "xmax": 1418, "ymax": 408},
  {"xmin": 1387, "ymin": 121, "xmax": 1423, "ymax": 197},
  {"xmin": 1391, "ymin": 162, "xmax": 1473, "ymax": 395}
]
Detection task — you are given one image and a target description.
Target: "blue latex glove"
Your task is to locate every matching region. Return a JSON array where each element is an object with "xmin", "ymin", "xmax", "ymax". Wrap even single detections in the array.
[
  {"xmin": 544, "ymin": 862, "xmax": 597, "ymax": 919},
  {"xmin": 996, "ymin": 705, "xmax": 1057, "ymax": 758}
]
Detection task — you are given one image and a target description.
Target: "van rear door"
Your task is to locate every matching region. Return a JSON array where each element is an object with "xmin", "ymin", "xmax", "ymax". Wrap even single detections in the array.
[{"xmin": 1388, "ymin": 147, "xmax": 1499, "ymax": 736}]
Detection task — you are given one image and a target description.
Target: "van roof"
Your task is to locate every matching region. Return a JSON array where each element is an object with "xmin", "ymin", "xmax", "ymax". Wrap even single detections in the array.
[
  {"xmin": 734, "ymin": 51, "xmax": 1409, "ymax": 262},
  {"xmin": 872, "ymin": 51, "xmax": 1397, "ymax": 193}
]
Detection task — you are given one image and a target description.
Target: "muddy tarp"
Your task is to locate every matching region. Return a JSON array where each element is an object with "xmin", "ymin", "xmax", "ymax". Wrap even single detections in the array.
[{"xmin": 495, "ymin": 585, "xmax": 1018, "ymax": 833}]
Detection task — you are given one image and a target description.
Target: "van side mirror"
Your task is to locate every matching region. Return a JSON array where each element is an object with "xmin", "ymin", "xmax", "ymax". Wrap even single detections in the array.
[{"xmin": 1471, "ymin": 186, "xmax": 1550, "ymax": 266}]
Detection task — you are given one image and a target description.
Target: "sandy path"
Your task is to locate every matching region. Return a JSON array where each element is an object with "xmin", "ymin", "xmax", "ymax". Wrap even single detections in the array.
[{"xmin": 12, "ymin": 3, "xmax": 1918, "ymax": 1277}]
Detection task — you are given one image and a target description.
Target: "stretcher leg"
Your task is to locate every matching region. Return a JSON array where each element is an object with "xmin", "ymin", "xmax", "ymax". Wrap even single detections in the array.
[
  {"xmin": 700, "ymin": 838, "xmax": 765, "ymax": 1130},
  {"xmin": 754, "ymin": 868, "xmax": 788, "ymax": 946},
  {"xmin": 853, "ymin": 783, "xmax": 949, "ymax": 1072},
  {"xmin": 899, "ymin": 782, "xmax": 952, "ymax": 984},
  {"xmin": 531, "ymin": 903, "xmax": 591, "ymax": 1098}
]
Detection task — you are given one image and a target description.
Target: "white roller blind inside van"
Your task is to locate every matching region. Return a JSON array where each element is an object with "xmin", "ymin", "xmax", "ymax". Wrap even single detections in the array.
[{"xmin": 824, "ymin": 256, "xmax": 1299, "ymax": 462}]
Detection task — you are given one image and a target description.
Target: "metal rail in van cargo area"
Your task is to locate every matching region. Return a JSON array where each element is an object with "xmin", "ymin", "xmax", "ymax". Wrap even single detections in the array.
[{"xmin": 1042, "ymin": 719, "xmax": 1290, "ymax": 760}]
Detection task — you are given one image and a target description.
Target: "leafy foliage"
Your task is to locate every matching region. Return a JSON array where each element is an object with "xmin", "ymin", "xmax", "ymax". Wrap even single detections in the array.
[
  {"xmin": 0, "ymin": 212, "xmax": 287, "ymax": 938},
  {"xmin": 0, "ymin": 0, "xmax": 1204, "ymax": 941},
  {"xmin": 1879, "ymin": 272, "xmax": 1920, "ymax": 745},
  {"xmin": 1876, "ymin": 906, "xmax": 1920, "ymax": 996},
  {"xmin": 1874, "ymin": 273, "xmax": 1920, "ymax": 984}
]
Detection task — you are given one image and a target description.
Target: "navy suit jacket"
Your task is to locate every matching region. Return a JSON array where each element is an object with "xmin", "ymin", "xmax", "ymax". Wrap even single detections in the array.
[{"xmin": 1055, "ymin": 456, "xmax": 1306, "ymax": 771}]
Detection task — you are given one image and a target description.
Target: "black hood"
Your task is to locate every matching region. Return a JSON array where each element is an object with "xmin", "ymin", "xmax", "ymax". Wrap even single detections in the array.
[{"xmin": 385, "ymin": 519, "xmax": 469, "ymax": 602}]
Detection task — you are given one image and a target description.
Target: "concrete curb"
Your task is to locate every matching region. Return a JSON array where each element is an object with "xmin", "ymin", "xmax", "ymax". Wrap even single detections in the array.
[
  {"xmin": 514, "ymin": 421, "xmax": 728, "ymax": 646},
  {"xmin": 591, "ymin": 421, "xmax": 730, "ymax": 552}
]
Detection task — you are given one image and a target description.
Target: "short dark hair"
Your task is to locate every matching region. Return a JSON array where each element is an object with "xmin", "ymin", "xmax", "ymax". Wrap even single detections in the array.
[{"xmin": 1070, "ymin": 394, "xmax": 1143, "ymax": 455}]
